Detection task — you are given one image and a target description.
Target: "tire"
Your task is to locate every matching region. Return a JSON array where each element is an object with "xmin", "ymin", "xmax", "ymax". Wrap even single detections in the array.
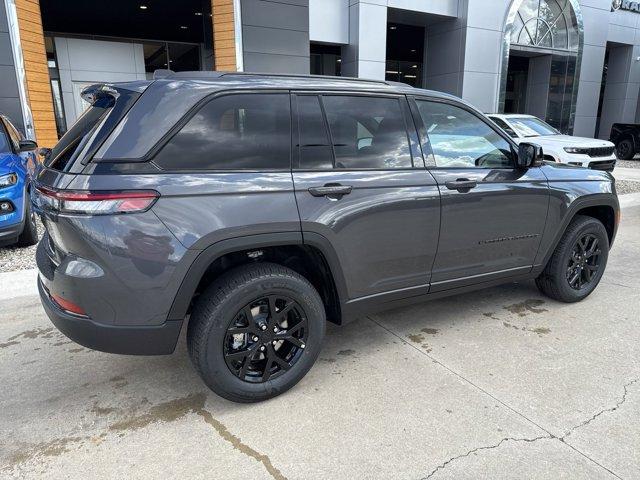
[
  {"xmin": 16, "ymin": 198, "xmax": 38, "ymax": 247},
  {"xmin": 187, "ymin": 262, "xmax": 326, "ymax": 403},
  {"xmin": 536, "ymin": 215, "xmax": 609, "ymax": 303},
  {"xmin": 616, "ymin": 138, "xmax": 634, "ymax": 160}
]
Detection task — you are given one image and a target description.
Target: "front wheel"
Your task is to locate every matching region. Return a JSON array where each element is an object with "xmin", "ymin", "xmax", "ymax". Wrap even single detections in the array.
[
  {"xmin": 187, "ymin": 263, "xmax": 326, "ymax": 403},
  {"xmin": 16, "ymin": 198, "xmax": 38, "ymax": 247},
  {"xmin": 536, "ymin": 215, "xmax": 609, "ymax": 303},
  {"xmin": 616, "ymin": 138, "xmax": 634, "ymax": 160}
]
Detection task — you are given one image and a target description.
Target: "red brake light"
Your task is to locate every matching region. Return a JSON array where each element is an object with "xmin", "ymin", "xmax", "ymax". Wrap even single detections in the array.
[
  {"xmin": 50, "ymin": 293, "xmax": 87, "ymax": 316},
  {"xmin": 35, "ymin": 187, "xmax": 159, "ymax": 214}
]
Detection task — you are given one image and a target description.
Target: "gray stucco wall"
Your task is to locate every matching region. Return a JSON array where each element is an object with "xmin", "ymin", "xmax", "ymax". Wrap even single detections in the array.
[
  {"xmin": 240, "ymin": 0, "xmax": 310, "ymax": 74},
  {"xmin": 0, "ymin": 1, "xmax": 24, "ymax": 133}
]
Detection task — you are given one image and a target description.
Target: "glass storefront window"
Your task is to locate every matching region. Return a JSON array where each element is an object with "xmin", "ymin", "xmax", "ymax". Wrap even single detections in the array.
[
  {"xmin": 511, "ymin": 0, "xmax": 579, "ymax": 52},
  {"xmin": 310, "ymin": 44, "xmax": 342, "ymax": 76},
  {"xmin": 385, "ymin": 61, "xmax": 423, "ymax": 87}
]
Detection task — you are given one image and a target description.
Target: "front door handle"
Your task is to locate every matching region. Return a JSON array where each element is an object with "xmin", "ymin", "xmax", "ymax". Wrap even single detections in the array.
[
  {"xmin": 445, "ymin": 178, "xmax": 478, "ymax": 192},
  {"xmin": 308, "ymin": 183, "xmax": 353, "ymax": 198}
]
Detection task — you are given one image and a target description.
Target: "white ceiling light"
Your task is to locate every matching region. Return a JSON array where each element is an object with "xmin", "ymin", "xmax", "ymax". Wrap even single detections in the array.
[{"xmin": 139, "ymin": 5, "xmax": 148, "ymax": 9}]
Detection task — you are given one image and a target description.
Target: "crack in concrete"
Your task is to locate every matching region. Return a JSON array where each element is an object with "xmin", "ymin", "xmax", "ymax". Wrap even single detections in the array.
[
  {"xmin": 422, "ymin": 435, "xmax": 551, "ymax": 479},
  {"xmin": 368, "ymin": 316, "xmax": 628, "ymax": 480},
  {"xmin": 562, "ymin": 378, "xmax": 638, "ymax": 440}
]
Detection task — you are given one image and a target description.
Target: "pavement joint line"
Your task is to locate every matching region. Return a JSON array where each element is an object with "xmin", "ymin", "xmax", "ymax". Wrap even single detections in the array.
[{"xmin": 365, "ymin": 316, "xmax": 624, "ymax": 480}]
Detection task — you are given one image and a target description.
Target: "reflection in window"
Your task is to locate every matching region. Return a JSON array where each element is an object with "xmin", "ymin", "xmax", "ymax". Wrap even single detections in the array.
[
  {"xmin": 297, "ymin": 96, "xmax": 334, "ymax": 170},
  {"xmin": 511, "ymin": 0, "xmax": 579, "ymax": 52},
  {"xmin": 154, "ymin": 94, "xmax": 291, "ymax": 171},
  {"xmin": 322, "ymin": 96, "xmax": 412, "ymax": 169},
  {"xmin": 417, "ymin": 102, "xmax": 513, "ymax": 169}
]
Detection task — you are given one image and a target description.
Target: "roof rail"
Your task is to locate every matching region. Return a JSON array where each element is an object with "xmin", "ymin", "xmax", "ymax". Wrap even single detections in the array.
[{"xmin": 219, "ymin": 71, "xmax": 390, "ymax": 85}]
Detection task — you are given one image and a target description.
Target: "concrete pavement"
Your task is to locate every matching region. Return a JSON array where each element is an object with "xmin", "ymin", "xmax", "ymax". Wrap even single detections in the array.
[
  {"xmin": 1, "ymin": 207, "xmax": 639, "ymax": 479},
  {"xmin": 613, "ymin": 167, "xmax": 640, "ymax": 182}
]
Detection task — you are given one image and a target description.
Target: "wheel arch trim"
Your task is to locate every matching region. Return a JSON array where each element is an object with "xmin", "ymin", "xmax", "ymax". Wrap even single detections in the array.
[
  {"xmin": 534, "ymin": 193, "xmax": 619, "ymax": 270},
  {"xmin": 167, "ymin": 231, "xmax": 348, "ymax": 321}
]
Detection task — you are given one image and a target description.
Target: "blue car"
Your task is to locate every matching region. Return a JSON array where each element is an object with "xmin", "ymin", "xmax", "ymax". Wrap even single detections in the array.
[{"xmin": 0, "ymin": 114, "xmax": 39, "ymax": 248}]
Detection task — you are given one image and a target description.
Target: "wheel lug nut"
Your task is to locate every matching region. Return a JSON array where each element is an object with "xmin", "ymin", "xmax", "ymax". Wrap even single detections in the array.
[
  {"xmin": 252, "ymin": 336, "xmax": 259, "ymax": 342},
  {"xmin": 273, "ymin": 326, "xmax": 279, "ymax": 333},
  {"xmin": 300, "ymin": 343, "xmax": 305, "ymax": 349},
  {"xmin": 260, "ymin": 325, "xmax": 267, "ymax": 331},
  {"xmin": 260, "ymin": 345, "xmax": 266, "ymax": 351},
  {"xmin": 272, "ymin": 340, "xmax": 277, "ymax": 345}
]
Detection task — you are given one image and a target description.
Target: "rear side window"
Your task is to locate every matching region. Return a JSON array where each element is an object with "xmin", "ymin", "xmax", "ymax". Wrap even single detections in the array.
[
  {"xmin": 322, "ymin": 96, "xmax": 412, "ymax": 169},
  {"xmin": 154, "ymin": 93, "xmax": 291, "ymax": 171}
]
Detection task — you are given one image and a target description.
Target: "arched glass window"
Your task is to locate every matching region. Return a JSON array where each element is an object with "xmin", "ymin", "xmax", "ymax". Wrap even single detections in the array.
[{"xmin": 511, "ymin": 0, "xmax": 579, "ymax": 51}]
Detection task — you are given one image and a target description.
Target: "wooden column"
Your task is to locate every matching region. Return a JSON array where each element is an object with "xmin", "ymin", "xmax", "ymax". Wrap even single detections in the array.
[
  {"xmin": 212, "ymin": 0, "xmax": 238, "ymax": 71},
  {"xmin": 15, "ymin": 0, "xmax": 57, "ymax": 147}
]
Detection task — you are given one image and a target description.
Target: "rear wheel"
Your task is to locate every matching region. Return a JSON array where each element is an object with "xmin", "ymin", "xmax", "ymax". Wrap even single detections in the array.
[
  {"xmin": 16, "ymin": 198, "xmax": 38, "ymax": 247},
  {"xmin": 187, "ymin": 263, "xmax": 326, "ymax": 403},
  {"xmin": 536, "ymin": 215, "xmax": 609, "ymax": 302},
  {"xmin": 616, "ymin": 138, "xmax": 634, "ymax": 160}
]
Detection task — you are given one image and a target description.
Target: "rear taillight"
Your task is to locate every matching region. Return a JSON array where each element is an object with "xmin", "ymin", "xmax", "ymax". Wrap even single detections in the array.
[{"xmin": 35, "ymin": 187, "xmax": 159, "ymax": 215}]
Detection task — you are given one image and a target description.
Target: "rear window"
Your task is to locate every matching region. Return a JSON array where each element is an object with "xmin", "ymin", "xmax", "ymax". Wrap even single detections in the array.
[
  {"xmin": 46, "ymin": 96, "xmax": 115, "ymax": 171},
  {"xmin": 46, "ymin": 88, "xmax": 141, "ymax": 172},
  {"xmin": 153, "ymin": 93, "xmax": 291, "ymax": 171}
]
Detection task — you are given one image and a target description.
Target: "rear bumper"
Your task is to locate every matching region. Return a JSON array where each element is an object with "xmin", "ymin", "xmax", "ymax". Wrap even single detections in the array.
[{"xmin": 38, "ymin": 276, "xmax": 183, "ymax": 355}]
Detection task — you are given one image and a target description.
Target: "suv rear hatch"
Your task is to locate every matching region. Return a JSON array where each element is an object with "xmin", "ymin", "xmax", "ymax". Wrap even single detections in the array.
[{"xmin": 33, "ymin": 81, "xmax": 152, "ymax": 262}]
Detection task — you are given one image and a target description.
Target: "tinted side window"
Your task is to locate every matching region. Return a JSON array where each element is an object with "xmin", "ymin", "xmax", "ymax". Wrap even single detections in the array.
[
  {"xmin": 297, "ymin": 95, "xmax": 333, "ymax": 169},
  {"xmin": 154, "ymin": 93, "xmax": 291, "ymax": 170},
  {"xmin": 491, "ymin": 117, "xmax": 518, "ymax": 138},
  {"xmin": 322, "ymin": 96, "xmax": 412, "ymax": 169},
  {"xmin": 416, "ymin": 101, "xmax": 513, "ymax": 169},
  {"xmin": 3, "ymin": 119, "xmax": 22, "ymax": 149}
]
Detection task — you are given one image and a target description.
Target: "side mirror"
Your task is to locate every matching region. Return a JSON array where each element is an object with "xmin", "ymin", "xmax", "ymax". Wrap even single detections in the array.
[
  {"xmin": 38, "ymin": 147, "xmax": 52, "ymax": 159},
  {"xmin": 517, "ymin": 142, "xmax": 543, "ymax": 168},
  {"xmin": 18, "ymin": 139, "xmax": 38, "ymax": 152}
]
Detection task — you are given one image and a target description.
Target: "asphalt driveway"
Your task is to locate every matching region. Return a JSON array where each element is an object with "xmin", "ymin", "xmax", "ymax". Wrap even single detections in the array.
[{"xmin": 1, "ymin": 203, "xmax": 639, "ymax": 479}]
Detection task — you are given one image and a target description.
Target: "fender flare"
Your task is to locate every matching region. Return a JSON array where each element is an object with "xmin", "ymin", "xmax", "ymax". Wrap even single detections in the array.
[
  {"xmin": 534, "ymin": 193, "xmax": 619, "ymax": 270},
  {"xmin": 167, "ymin": 231, "xmax": 349, "ymax": 321}
]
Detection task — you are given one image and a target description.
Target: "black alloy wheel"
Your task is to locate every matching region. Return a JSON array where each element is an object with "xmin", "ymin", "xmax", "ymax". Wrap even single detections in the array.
[
  {"xmin": 187, "ymin": 263, "xmax": 326, "ymax": 403},
  {"xmin": 616, "ymin": 139, "xmax": 634, "ymax": 160},
  {"xmin": 536, "ymin": 215, "xmax": 609, "ymax": 303},
  {"xmin": 224, "ymin": 295, "xmax": 308, "ymax": 383},
  {"xmin": 566, "ymin": 234, "xmax": 601, "ymax": 290}
]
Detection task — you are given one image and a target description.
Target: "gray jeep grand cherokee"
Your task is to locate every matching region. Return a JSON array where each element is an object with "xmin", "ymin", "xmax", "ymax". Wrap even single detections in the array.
[{"xmin": 34, "ymin": 72, "xmax": 619, "ymax": 403}]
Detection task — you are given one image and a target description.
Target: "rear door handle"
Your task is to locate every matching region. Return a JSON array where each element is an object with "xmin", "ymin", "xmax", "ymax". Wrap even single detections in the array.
[
  {"xmin": 308, "ymin": 183, "xmax": 353, "ymax": 198},
  {"xmin": 444, "ymin": 179, "xmax": 478, "ymax": 192}
]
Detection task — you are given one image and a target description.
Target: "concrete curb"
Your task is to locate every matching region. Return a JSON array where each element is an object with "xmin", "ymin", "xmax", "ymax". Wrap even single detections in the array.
[
  {"xmin": 0, "ymin": 268, "xmax": 38, "ymax": 301},
  {"xmin": 619, "ymin": 191, "xmax": 640, "ymax": 208}
]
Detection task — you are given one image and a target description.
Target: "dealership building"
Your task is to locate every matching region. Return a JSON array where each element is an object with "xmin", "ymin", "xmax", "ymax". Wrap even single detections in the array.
[{"xmin": 2, "ymin": 0, "xmax": 640, "ymax": 147}]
